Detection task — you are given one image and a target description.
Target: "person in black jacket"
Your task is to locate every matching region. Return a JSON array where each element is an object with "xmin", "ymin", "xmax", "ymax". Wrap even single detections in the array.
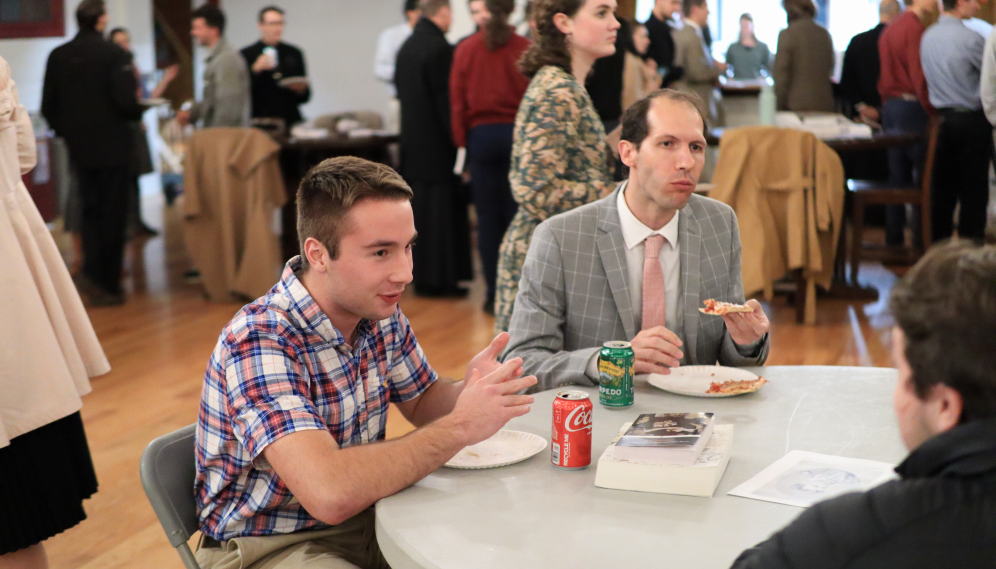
[
  {"xmin": 732, "ymin": 241, "xmax": 996, "ymax": 569},
  {"xmin": 395, "ymin": 0, "xmax": 472, "ymax": 297},
  {"xmin": 240, "ymin": 5, "xmax": 311, "ymax": 128},
  {"xmin": 42, "ymin": 0, "xmax": 144, "ymax": 306},
  {"xmin": 645, "ymin": 0, "xmax": 684, "ymax": 87},
  {"xmin": 839, "ymin": 0, "xmax": 900, "ymax": 126}
]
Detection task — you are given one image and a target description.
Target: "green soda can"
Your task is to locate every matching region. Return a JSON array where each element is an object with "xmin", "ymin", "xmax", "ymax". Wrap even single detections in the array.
[{"xmin": 598, "ymin": 341, "xmax": 635, "ymax": 407}]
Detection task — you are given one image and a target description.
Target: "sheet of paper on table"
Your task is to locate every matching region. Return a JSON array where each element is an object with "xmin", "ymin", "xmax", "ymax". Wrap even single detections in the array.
[{"xmin": 728, "ymin": 450, "xmax": 896, "ymax": 508}]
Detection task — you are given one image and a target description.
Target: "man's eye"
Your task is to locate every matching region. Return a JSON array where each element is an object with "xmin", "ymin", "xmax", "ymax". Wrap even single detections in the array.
[
  {"xmin": 661, "ymin": 141, "xmax": 672, "ymax": 147},
  {"xmin": 375, "ymin": 250, "xmax": 388, "ymax": 257},
  {"xmin": 691, "ymin": 144, "xmax": 703, "ymax": 152}
]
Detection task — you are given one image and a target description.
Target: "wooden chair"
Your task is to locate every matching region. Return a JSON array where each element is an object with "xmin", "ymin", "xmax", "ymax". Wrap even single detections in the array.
[{"xmin": 848, "ymin": 116, "xmax": 941, "ymax": 285}]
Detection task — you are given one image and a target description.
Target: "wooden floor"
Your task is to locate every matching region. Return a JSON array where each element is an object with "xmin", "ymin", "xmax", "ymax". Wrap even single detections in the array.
[{"xmin": 39, "ymin": 190, "xmax": 900, "ymax": 569}]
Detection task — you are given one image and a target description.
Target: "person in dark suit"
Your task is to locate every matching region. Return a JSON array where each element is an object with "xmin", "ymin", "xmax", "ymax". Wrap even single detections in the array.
[
  {"xmin": 395, "ymin": 0, "xmax": 473, "ymax": 297},
  {"xmin": 42, "ymin": 0, "xmax": 144, "ymax": 306},
  {"xmin": 240, "ymin": 5, "xmax": 311, "ymax": 128},
  {"xmin": 645, "ymin": 0, "xmax": 684, "ymax": 87},
  {"xmin": 840, "ymin": 0, "xmax": 900, "ymax": 125}
]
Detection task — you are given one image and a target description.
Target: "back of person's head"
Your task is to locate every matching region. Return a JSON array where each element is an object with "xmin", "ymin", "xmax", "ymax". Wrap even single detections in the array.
[
  {"xmin": 940, "ymin": 0, "xmax": 959, "ymax": 11},
  {"xmin": 782, "ymin": 0, "xmax": 816, "ymax": 21},
  {"xmin": 484, "ymin": 0, "xmax": 516, "ymax": 50},
  {"xmin": 518, "ymin": 0, "xmax": 584, "ymax": 78},
  {"xmin": 76, "ymin": 0, "xmax": 106, "ymax": 30},
  {"xmin": 682, "ymin": 0, "xmax": 706, "ymax": 18},
  {"xmin": 191, "ymin": 5, "xmax": 226, "ymax": 34},
  {"xmin": 880, "ymin": 0, "xmax": 901, "ymax": 19},
  {"xmin": 419, "ymin": 0, "xmax": 450, "ymax": 18},
  {"xmin": 107, "ymin": 26, "xmax": 127, "ymax": 41},
  {"xmin": 889, "ymin": 242, "xmax": 996, "ymax": 424},
  {"xmin": 405, "ymin": 0, "xmax": 420, "ymax": 14},
  {"xmin": 297, "ymin": 157, "xmax": 414, "ymax": 268},
  {"xmin": 258, "ymin": 5, "xmax": 284, "ymax": 22}
]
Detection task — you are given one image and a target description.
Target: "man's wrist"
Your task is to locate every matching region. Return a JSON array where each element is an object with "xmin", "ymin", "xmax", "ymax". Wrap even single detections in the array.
[{"xmin": 734, "ymin": 333, "xmax": 768, "ymax": 357}]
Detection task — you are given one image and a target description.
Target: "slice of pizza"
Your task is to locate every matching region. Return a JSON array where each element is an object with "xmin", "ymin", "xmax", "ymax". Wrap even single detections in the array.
[
  {"xmin": 699, "ymin": 298, "xmax": 755, "ymax": 316},
  {"xmin": 705, "ymin": 377, "xmax": 769, "ymax": 395}
]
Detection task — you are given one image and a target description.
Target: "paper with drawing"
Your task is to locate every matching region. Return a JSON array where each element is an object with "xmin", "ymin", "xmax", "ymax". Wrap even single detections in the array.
[{"xmin": 728, "ymin": 450, "xmax": 896, "ymax": 508}]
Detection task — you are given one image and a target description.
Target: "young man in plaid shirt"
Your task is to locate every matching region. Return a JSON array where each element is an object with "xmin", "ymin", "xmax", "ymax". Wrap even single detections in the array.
[{"xmin": 194, "ymin": 156, "xmax": 537, "ymax": 568}]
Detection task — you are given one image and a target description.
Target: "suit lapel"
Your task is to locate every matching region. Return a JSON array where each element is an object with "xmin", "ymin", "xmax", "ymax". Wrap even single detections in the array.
[
  {"xmin": 679, "ymin": 203, "xmax": 701, "ymax": 365},
  {"xmin": 596, "ymin": 183, "xmax": 637, "ymax": 340}
]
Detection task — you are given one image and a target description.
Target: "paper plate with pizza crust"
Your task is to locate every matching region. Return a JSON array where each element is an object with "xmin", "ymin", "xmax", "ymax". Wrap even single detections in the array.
[{"xmin": 646, "ymin": 366, "xmax": 768, "ymax": 398}]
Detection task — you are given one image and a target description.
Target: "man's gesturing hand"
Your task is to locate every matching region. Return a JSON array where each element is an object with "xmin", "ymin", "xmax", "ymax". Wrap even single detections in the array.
[
  {"xmin": 721, "ymin": 299, "xmax": 770, "ymax": 346},
  {"xmin": 630, "ymin": 326, "xmax": 684, "ymax": 375},
  {"xmin": 464, "ymin": 332, "xmax": 510, "ymax": 382},
  {"xmin": 450, "ymin": 357, "xmax": 536, "ymax": 447}
]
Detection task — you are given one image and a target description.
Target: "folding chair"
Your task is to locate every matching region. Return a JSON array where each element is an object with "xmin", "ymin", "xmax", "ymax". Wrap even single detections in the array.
[{"xmin": 139, "ymin": 423, "xmax": 203, "ymax": 569}]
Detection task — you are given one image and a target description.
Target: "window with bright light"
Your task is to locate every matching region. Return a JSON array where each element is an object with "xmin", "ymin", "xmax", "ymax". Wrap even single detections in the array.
[{"xmin": 635, "ymin": 0, "xmax": 882, "ymax": 61}]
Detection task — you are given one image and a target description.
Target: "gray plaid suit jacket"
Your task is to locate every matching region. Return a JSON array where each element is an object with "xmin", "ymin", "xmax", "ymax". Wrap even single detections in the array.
[{"xmin": 504, "ymin": 183, "xmax": 769, "ymax": 392}]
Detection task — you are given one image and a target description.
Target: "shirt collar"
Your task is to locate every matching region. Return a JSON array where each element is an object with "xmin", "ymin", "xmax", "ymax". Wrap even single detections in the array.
[
  {"xmin": 895, "ymin": 416, "xmax": 996, "ymax": 479},
  {"xmin": 617, "ymin": 185, "xmax": 679, "ymax": 251},
  {"xmin": 683, "ymin": 18, "xmax": 702, "ymax": 34},
  {"xmin": 938, "ymin": 14, "xmax": 962, "ymax": 25},
  {"xmin": 280, "ymin": 256, "xmax": 373, "ymax": 348}
]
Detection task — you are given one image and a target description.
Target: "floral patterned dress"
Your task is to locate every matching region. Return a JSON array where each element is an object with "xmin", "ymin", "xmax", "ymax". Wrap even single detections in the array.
[{"xmin": 493, "ymin": 65, "xmax": 614, "ymax": 333}]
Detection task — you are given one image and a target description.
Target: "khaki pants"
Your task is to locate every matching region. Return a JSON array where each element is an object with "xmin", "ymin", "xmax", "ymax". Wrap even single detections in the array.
[{"xmin": 195, "ymin": 509, "xmax": 390, "ymax": 569}]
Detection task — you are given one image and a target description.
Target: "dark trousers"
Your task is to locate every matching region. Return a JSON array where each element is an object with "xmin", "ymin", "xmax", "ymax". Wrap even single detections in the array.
[
  {"xmin": 932, "ymin": 109, "xmax": 992, "ymax": 242},
  {"xmin": 467, "ymin": 124, "xmax": 519, "ymax": 303},
  {"xmin": 77, "ymin": 166, "xmax": 131, "ymax": 295},
  {"xmin": 409, "ymin": 177, "xmax": 473, "ymax": 294},
  {"xmin": 881, "ymin": 98, "xmax": 928, "ymax": 246}
]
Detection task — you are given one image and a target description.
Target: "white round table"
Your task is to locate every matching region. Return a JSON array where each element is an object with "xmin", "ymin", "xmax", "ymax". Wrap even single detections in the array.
[{"xmin": 375, "ymin": 366, "xmax": 906, "ymax": 568}]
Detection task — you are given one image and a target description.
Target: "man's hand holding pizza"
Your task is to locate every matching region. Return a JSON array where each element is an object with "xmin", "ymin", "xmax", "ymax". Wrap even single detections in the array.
[{"xmin": 721, "ymin": 299, "xmax": 769, "ymax": 346}]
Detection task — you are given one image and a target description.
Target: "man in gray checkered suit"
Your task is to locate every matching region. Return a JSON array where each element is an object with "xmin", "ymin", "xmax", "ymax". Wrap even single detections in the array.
[{"xmin": 503, "ymin": 89, "xmax": 770, "ymax": 393}]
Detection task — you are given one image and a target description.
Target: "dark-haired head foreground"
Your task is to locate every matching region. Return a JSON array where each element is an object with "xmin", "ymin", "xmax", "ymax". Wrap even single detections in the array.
[{"xmin": 730, "ymin": 241, "xmax": 996, "ymax": 569}]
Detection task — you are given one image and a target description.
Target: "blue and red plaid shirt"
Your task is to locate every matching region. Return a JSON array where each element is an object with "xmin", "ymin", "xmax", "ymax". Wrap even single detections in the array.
[{"xmin": 195, "ymin": 257, "xmax": 437, "ymax": 540}]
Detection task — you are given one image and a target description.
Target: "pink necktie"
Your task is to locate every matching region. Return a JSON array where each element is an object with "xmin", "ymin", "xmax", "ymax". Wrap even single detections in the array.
[{"xmin": 642, "ymin": 235, "xmax": 666, "ymax": 331}]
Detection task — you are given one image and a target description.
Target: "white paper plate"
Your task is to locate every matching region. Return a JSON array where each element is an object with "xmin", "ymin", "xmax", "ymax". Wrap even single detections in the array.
[
  {"xmin": 645, "ymin": 366, "xmax": 763, "ymax": 398},
  {"xmin": 444, "ymin": 430, "xmax": 547, "ymax": 469}
]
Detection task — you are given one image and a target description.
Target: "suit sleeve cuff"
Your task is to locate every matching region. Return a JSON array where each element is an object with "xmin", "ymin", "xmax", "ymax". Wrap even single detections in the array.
[
  {"xmin": 734, "ymin": 333, "xmax": 768, "ymax": 358},
  {"xmin": 585, "ymin": 352, "xmax": 600, "ymax": 383}
]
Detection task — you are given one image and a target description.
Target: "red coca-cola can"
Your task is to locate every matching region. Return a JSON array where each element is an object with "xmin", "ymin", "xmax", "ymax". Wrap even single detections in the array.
[{"xmin": 551, "ymin": 390, "xmax": 593, "ymax": 469}]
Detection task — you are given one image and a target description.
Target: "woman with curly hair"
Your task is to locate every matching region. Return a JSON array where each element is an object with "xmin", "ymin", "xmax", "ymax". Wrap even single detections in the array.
[{"xmin": 494, "ymin": 0, "xmax": 620, "ymax": 332}]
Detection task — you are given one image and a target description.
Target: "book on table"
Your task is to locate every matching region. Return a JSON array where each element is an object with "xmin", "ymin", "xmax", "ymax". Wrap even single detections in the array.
[
  {"xmin": 613, "ymin": 412, "xmax": 715, "ymax": 466},
  {"xmin": 595, "ymin": 423, "xmax": 734, "ymax": 497}
]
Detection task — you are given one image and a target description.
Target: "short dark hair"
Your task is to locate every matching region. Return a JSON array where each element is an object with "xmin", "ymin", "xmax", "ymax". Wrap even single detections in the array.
[
  {"xmin": 890, "ymin": 242, "xmax": 996, "ymax": 423},
  {"xmin": 108, "ymin": 27, "xmax": 128, "ymax": 40},
  {"xmin": 191, "ymin": 5, "xmax": 226, "ymax": 34},
  {"xmin": 621, "ymin": 89, "xmax": 708, "ymax": 149},
  {"xmin": 404, "ymin": 0, "xmax": 420, "ymax": 13},
  {"xmin": 682, "ymin": 0, "xmax": 706, "ymax": 17},
  {"xmin": 258, "ymin": 5, "xmax": 284, "ymax": 22},
  {"xmin": 419, "ymin": 0, "xmax": 450, "ymax": 18},
  {"xmin": 76, "ymin": 0, "xmax": 105, "ymax": 30},
  {"xmin": 941, "ymin": 0, "xmax": 959, "ymax": 10},
  {"xmin": 297, "ymin": 157, "xmax": 414, "ymax": 267}
]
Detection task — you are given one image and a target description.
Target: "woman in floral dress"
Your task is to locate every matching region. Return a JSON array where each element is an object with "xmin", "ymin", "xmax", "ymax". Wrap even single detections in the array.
[{"xmin": 493, "ymin": 0, "xmax": 620, "ymax": 332}]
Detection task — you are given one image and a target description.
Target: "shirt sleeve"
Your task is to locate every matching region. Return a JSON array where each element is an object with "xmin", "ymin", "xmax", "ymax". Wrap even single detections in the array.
[
  {"xmin": 982, "ymin": 30, "xmax": 996, "ymax": 125},
  {"xmin": 909, "ymin": 26, "xmax": 935, "ymax": 114},
  {"xmin": 374, "ymin": 28, "xmax": 397, "ymax": 84},
  {"xmin": 449, "ymin": 43, "xmax": 469, "ymax": 148},
  {"xmin": 387, "ymin": 310, "xmax": 439, "ymax": 403},
  {"xmin": 224, "ymin": 327, "xmax": 327, "ymax": 461}
]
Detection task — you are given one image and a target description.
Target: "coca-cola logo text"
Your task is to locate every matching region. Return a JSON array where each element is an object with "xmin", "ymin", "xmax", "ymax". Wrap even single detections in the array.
[{"xmin": 564, "ymin": 406, "xmax": 592, "ymax": 432}]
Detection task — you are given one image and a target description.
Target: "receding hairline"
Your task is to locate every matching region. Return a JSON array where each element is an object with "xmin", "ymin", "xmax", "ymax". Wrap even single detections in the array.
[{"xmin": 642, "ymin": 96, "xmax": 707, "ymax": 145}]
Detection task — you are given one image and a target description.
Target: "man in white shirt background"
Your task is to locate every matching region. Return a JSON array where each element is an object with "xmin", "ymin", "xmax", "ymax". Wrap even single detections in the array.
[{"xmin": 374, "ymin": 0, "xmax": 421, "ymax": 132}]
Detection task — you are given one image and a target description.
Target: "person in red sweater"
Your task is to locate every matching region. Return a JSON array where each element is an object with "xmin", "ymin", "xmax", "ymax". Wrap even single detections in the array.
[
  {"xmin": 877, "ymin": 0, "xmax": 936, "ymax": 249},
  {"xmin": 450, "ymin": 0, "xmax": 531, "ymax": 315}
]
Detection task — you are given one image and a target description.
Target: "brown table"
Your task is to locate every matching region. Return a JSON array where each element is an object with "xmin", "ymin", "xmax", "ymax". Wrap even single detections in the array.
[{"xmin": 274, "ymin": 133, "xmax": 399, "ymax": 260}]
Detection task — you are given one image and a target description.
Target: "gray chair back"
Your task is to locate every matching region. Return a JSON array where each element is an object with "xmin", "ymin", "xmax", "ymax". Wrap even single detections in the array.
[{"xmin": 140, "ymin": 423, "xmax": 203, "ymax": 569}]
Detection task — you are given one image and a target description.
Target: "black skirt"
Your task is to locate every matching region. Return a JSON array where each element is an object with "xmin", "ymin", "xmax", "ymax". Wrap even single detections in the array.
[{"xmin": 0, "ymin": 412, "xmax": 98, "ymax": 555}]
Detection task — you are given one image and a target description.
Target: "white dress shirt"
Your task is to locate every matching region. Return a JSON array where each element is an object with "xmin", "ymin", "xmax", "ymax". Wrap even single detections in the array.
[
  {"xmin": 585, "ymin": 188, "xmax": 681, "ymax": 378},
  {"xmin": 373, "ymin": 22, "xmax": 413, "ymax": 96}
]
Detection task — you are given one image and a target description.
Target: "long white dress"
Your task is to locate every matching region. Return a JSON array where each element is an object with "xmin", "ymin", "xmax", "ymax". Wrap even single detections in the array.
[{"xmin": 0, "ymin": 56, "xmax": 110, "ymax": 448}]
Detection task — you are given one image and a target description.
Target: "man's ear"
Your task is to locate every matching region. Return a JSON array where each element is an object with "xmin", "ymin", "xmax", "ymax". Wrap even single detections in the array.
[
  {"xmin": 302, "ymin": 237, "xmax": 330, "ymax": 273},
  {"xmin": 928, "ymin": 383, "xmax": 964, "ymax": 434},
  {"xmin": 619, "ymin": 140, "xmax": 639, "ymax": 169}
]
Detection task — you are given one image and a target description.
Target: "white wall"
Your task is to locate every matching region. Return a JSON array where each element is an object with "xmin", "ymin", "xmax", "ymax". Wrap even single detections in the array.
[
  {"xmin": 222, "ymin": 0, "xmax": 517, "ymax": 122},
  {"xmin": 0, "ymin": 0, "xmax": 155, "ymax": 113}
]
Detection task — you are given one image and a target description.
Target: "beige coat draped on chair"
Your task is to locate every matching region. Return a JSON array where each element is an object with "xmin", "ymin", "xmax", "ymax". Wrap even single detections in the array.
[
  {"xmin": 709, "ymin": 127, "xmax": 844, "ymax": 323},
  {"xmin": 181, "ymin": 128, "xmax": 287, "ymax": 302},
  {"xmin": 0, "ymin": 58, "xmax": 109, "ymax": 448}
]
